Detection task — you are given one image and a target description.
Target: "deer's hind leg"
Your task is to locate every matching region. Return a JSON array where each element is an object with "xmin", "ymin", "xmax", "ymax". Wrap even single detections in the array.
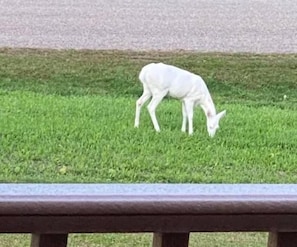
[
  {"xmin": 147, "ymin": 90, "xmax": 168, "ymax": 132},
  {"xmin": 135, "ymin": 84, "xmax": 152, "ymax": 128}
]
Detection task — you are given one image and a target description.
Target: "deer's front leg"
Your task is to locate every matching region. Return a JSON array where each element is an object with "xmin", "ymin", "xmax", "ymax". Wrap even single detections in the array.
[
  {"xmin": 181, "ymin": 101, "xmax": 187, "ymax": 132},
  {"xmin": 184, "ymin": 100, "xmax": 194, "ymax": 135}
]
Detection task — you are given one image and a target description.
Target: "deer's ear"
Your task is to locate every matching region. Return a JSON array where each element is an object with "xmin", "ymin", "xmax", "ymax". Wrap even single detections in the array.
[{"xmin": 217, "ymin": 110, "xmax": 226, "ymax": 120}]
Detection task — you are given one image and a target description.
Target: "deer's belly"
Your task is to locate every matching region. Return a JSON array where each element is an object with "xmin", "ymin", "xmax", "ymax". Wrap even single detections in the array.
[{"xmin": 168, "ymin": 89, "xmax": 187, "ymax": 99}]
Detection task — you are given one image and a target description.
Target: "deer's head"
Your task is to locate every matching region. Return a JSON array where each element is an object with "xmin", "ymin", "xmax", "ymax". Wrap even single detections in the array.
[{"xmin": 207, "ymin": 110, "xmax": 226, "ymax": 138}]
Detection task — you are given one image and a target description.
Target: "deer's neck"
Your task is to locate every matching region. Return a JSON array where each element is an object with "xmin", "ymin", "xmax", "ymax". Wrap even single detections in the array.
[{"xmin": 201, "ymin": 95, "xmax": 216, "ymax": 119}]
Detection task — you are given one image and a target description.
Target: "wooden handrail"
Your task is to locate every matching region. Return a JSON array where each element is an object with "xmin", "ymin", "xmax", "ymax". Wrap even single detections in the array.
[{"xmin": 0, "ymin": 184, "xmax": 297, "ymax": 247}]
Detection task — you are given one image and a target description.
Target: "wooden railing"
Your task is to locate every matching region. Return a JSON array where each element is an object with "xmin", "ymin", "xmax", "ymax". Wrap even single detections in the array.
[{"xmin": 0, "ymin": 184, "xmax": 297, "ymax": 247}]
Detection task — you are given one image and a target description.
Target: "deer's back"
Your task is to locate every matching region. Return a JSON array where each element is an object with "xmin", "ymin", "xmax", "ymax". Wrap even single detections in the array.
[{"xmin": 140, "ymin": 63, "xmax": 208, "ymax": 100}]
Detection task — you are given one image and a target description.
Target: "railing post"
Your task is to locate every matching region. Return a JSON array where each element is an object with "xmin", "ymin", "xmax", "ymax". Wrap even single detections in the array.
[
  {"xmin": 268, "ymin": 232, "xmax": 297, "ymax": 247},
  {"xmin": 153, "ymin": 233, "xmax": 189, "ymax": 247},
  {"xmin": 31, "ymin": 234, "xmax": 68, "ymax": 247}
]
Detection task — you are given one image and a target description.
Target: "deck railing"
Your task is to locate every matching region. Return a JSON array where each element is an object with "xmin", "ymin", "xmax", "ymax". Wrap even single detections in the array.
[{"xmin": 0, "ymin": 184, "xmax": 297, "ymax": 247}]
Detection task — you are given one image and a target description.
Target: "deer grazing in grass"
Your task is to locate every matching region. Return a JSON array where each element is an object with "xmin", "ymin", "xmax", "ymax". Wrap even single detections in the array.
[{"xmin": 134, "ymin": 63, "xmax": 226, "ymax": 137}]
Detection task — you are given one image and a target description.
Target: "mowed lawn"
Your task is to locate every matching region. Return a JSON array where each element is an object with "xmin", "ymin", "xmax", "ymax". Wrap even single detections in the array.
[{"xmin": 0, "ymin": 48, "xmax": 296, "ymax": 246}]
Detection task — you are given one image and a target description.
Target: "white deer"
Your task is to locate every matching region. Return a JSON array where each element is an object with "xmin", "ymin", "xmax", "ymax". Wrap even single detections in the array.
[{"xmin": 134, "ymin": 63, "xmax": 226, "ymax": 137}]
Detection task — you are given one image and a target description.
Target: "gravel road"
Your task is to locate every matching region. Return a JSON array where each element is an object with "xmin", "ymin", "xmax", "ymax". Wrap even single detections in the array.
[{"xmin": 0, "ymin": 0, "xmax": 296, "ymax": 52}]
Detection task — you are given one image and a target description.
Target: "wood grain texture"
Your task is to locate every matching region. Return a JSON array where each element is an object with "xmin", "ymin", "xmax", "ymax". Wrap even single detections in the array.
[
  {"xmin": 31, "ymin": 234, "xmax": 68, "ymax": 247},
  {"xmin": 153, "ymin": 233, "xmax": 189, "ymax": 247}
]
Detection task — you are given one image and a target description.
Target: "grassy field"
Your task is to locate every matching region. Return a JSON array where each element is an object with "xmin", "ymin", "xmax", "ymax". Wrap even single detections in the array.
[{"xmin": 0, "ymin": 48, "xmax": 296, "ymax": 246}]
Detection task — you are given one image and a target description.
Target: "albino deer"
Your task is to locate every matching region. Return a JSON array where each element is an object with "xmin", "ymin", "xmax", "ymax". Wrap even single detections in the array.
[{"xmin": 134, "ymin": 63, "xmax": 226, "ymax": 137}]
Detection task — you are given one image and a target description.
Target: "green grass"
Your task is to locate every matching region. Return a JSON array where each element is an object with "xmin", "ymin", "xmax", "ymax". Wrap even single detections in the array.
[
  {"xmin": 0, "ymin": 233, "xmax": 268, "ymax": 247},
  {"xmin": 1, "ymin": 49, "xmax": 296, "ymax": 104},
  {"xmin": 0, "ymin": 91, "xmax": 296, "ymax": 183},
  {"xmin": 0, "ymin": 48, "xmax": 296, "ymax": 246}
]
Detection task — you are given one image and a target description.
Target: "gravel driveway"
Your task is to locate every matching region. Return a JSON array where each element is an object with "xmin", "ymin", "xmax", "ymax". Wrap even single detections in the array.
[{"xmin": 0, "ymin": 0, "xmax": 296, "ymax": 53}]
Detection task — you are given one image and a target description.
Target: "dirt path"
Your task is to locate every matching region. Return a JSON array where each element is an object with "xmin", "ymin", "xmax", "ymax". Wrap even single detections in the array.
[{"xmin": 0, "ymin": 0, "xmax": 296, "ymax": 52}]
